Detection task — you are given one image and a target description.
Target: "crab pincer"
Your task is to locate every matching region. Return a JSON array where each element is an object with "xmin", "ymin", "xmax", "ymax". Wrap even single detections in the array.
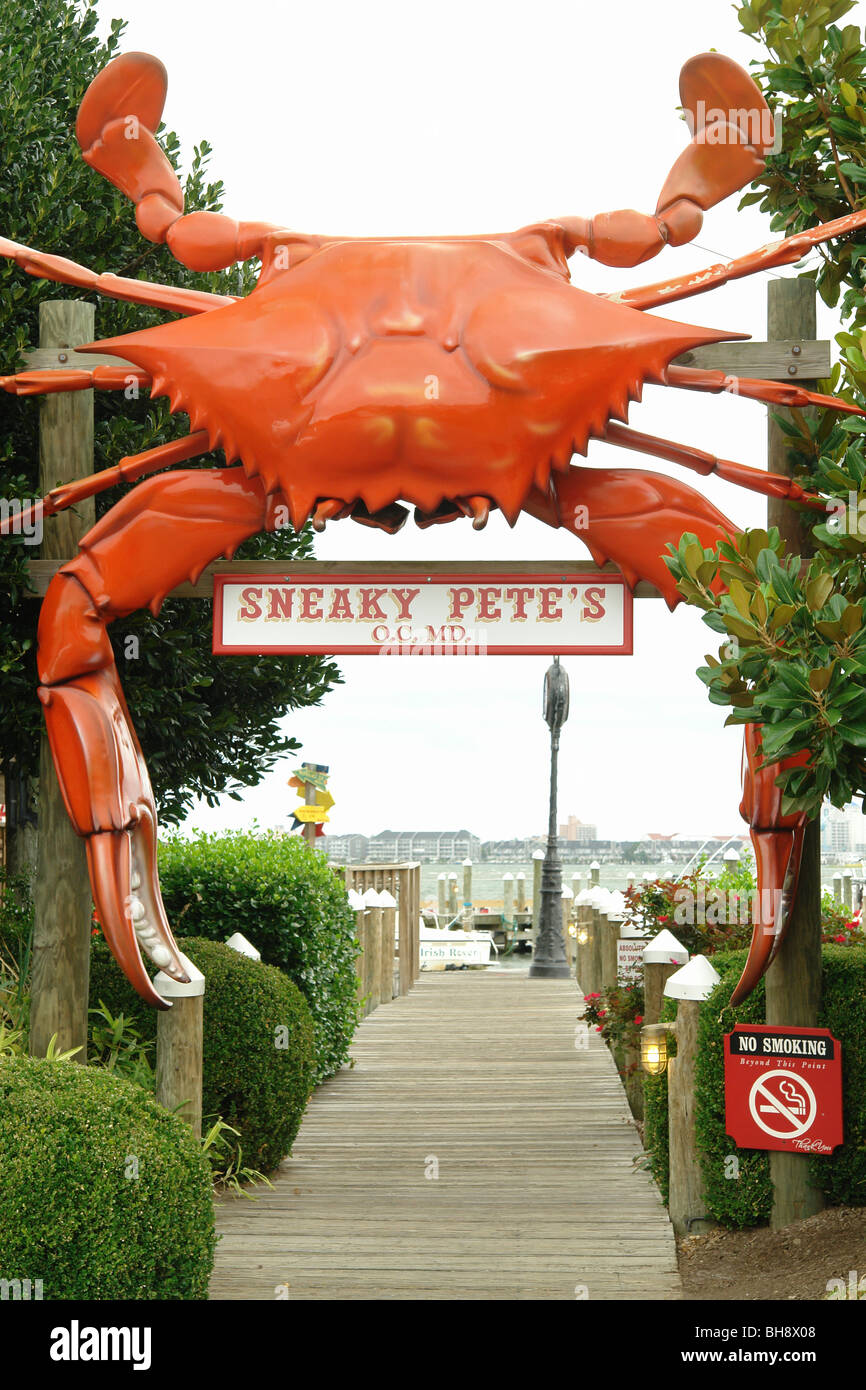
[{"xmin": 730, "ymin": 724, "xmax": 811, "ymax": 1008}]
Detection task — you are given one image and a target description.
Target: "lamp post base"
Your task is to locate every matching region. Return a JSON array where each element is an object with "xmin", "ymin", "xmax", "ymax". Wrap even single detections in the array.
[{"xmin": 529, "ymin": 959, "xmax": 572, "ymax": 979}]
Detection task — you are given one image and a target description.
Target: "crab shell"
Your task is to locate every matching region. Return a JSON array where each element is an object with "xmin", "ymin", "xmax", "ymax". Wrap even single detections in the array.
[{"xmin": 84, "ymin": 228, "xmax": 739, "ymax": 528}]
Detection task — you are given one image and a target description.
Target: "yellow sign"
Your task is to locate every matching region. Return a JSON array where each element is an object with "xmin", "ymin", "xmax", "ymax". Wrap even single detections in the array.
[
  {"xmin": 294, "ymin": 804, "xmax": 330, "ymax": 824},
  {"xmin": 316, "ymin": 788, "xmax": 335, "ymax": 812}
]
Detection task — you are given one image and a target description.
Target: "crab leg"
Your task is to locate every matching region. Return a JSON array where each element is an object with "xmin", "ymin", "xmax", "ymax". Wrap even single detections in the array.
[
  {"xmin": 0, "ymin": 365, "xmax": 151, "ymax": 396},
  {"xmin": 529, "ymin": 466, "xmax": 807, "ymax": 1005},
  {"xmin": 602, "ymin": 420, "xmax": 824, "ymax": 509},
  {"xmin": 38, "ymin": 465, "xmax": 275, "ymax": 1007},
  {"xmin": 615, "ymin": 207, "xmax": 866, "ymax": 312},
  {"xmin": 730, "ymin": 724, "xmax": 810, "ymax": 1007},
  {"xmin": 665, "ymin": 363, "xmax": 866, "ymax": 417},
  {"xmin": 0, "ymin": 236, "xmax": 234, "ymax": 316},
  {"xmin": 0, "ymin": 431, "xmax": 211, "ymax": 538}
]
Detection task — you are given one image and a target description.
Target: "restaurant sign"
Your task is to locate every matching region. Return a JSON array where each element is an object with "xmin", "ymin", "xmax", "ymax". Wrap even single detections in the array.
[{"xmin": 213, "ymin": 570, "xmax": 633, "ymax": 656}]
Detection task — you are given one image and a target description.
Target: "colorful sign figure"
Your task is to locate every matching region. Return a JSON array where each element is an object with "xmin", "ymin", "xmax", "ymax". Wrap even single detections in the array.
[
  {"xmin": 213, "ymin": 570, "xmax": 632, "ymax": 656},
  {"xmin": 289, "ymin": 762, "xmax": 331, "ymax": 839},
  {"xmin": 724, "ymin": 1025, "xmax": 843, "ymax": 1155},
  {"xmin": 2, "ymin": 47, "xmax": 864, "ymax": 1007}
]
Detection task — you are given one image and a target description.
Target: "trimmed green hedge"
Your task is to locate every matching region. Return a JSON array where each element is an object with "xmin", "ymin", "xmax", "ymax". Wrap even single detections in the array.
[
  {"xmin": 91, "ymin": 935, "xmax": 316, "ymax": 1172},
  {"xmin": 0, "ymin": 1056, "xmax": 215, "ymax": 1298},
  {"xmin": 643, "ymin": 945, "xmax": 866, "ymax": 1226},
  {"xmin": 158, "ymin": 831, "xmax": 359, "ymax": 1082}
]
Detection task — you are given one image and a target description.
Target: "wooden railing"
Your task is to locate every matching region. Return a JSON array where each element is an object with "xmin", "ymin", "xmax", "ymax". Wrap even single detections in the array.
[{"xmin": 341, "ymin": 862, "xmax": 421, "ymax": 1013}]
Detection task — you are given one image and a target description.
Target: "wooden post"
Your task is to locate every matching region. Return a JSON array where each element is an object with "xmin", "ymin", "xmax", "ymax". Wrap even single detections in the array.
[
  {"xmin": 447, "ymin": 874, "xmax": 458, "ymax": 917},
  {"xmin": 303, "ymin": 779, "xmax": 317, "ymax": 848},
  {"xmin": 412, "ymin": 863, "xmax": 421, "ymax": 981},
  {"xmin": 589, "ymin": 860, "xmax": 600, "ymax": 886},
  {"xmin": 576, "ymin": 898, "xmax": 593, "ymax": 994},
  {"xmin": 354, "ymin": 906, "xmax": 367, "ymax": 1005},
  {"xmin": 437, "ymin": 872, "xmax": 447, "ymax": 920},
  {"xmin": 589, "ymin": 899, "xmax": 605, "ymax": 997},
  {"xmin": 643, "ymin": 960, "xmax": 681, "ymax": 1025},
  {"xmin": 842, "ymin": 871, "xmax": 853, "ymax": 910},
  {"xmin": 155, "ymin": 954, "xmax": 205, "ymax": 1139},
  {"xmin": 765, "ymin": 277, "xmax": 824, "ymax": 1229},
  {"xmin": 531, "ymin": 849, "xmax": 544, "ymax": 943},
  {"xmin": 29, "ymin": 301, "xmax": 96, "ymax": 1062},
  {"xmin": 600, "ymin": 908, "xmax": 619, "ymax": 991},
  {"xmin": 516, "ymin": 872, "xmax": 526, "ymax": 913},
  {"xmin": 832, "ymin": 871, "xmax": 843, "ymax": 903},
  {"xmin": 667, "ymin": 1000, "xmax": 711, "ymax": 1237},
  {"xmin": 561, "ymin": 885, "xmax": 574, "ymax": 969},
  {"xmin": 502, "ymin": 873, "xmax": 514, "ymax": 936},
  {"xmin": 379, "ymin": 891, "xmax": 396, "ymax": 1003},
  {"xmin": 462, "ymin": 857, "xmax": 473, "ymax": 932},
  {"xmin": 364, "ymin": 893, "xmax": 383, "ymax": 1010}
]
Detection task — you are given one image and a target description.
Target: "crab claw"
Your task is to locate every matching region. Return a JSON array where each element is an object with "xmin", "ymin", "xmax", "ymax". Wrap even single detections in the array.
[{"xmin": 730, "ymin": 723, "xmax": 810, "ymax": 1007}]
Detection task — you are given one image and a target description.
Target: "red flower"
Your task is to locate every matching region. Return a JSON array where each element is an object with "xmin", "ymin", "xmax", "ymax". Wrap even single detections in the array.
[
  {"xmin": 834, "ymin": 933, "xmax": 847, "ymax": 943},
  {"xmin": 634, "ymin": 1015, "xmax": 643, "ymax": 1026},
  {"xmin": 659, "ymin": 915, "xmax": 670, "ymax": 924},
  {"xmin": 595, "ymin": 1025, "xmax": 604, "ymax": 1032},
  {"xmin": 598, "ymin": 1009, "xmax": 607, "ymax": 1018}
]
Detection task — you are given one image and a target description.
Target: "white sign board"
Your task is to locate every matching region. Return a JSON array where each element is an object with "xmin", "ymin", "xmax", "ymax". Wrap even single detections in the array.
[
  {"xmin": 213, "ymin": 569, "xmax": 632, "ymax": 656},
  {"xmin": 617, "ymin": 937, "xmax": 645, "ymax": 982}
]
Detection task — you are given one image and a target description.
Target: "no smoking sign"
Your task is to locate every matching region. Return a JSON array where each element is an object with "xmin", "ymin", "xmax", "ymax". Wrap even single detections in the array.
[{"xmin": 724, "ymin": 1025, "xmax": 843, "ymax": 1154}]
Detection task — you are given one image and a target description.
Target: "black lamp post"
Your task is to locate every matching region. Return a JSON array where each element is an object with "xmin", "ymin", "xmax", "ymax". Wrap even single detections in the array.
[{"xmin": 530, "ymin": 656, "xmax": 571, "ymax": 979}]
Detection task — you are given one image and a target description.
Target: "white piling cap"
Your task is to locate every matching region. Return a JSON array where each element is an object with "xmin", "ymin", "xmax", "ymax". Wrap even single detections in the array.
[
  {"xmin": 362, "ymin": 887, "xmax": 381, "ymax": 906},
  {"xmin": 532, "ymin": 849, "xmax": 545, "ymax": 860},
  {"xmin": 590, "ymin": 860, "xmax": 601, "ymax": 869},
  {"xmin": 378, "ymin": 890, "xmax": 397, "ymax": 908},
  {"xmin": 663, "ymin": 954, "xmax": 721, "ymax": 1001},
  {"xmin": 516, "ymin": 872, "xmax": 526, "ymax": 880},
  {"xmin": 642, "ymin": 928, "xmax": 689, "ymax": 965},
  {"xmin": 463, "ymin": 857, "xmax": 473, "ymax": 867},
  {"xmin": 503, "ymin": 872, "xmax": 514, "ymax": 881},
  {"xmin": 225, "ymin": 931, "xmax": 261, "ymax": 961},
  {"xmin": 575, "ymin": 888, "xmax": 594, "ymax": 905},
  {"xmin": 561, "ymin": 884, "xmax": 574, "ymax": 899},
  {"xmin": 437, "ymin": 872, "xmax": 447, "ymax": 881},
  {"xmin": 154, "ymin": 951, "xmax": 205, "ymax": 999},
  {"xmin": 607, "ymin": 890, "xmax": 627, "ymax": 915},
  {"xmin": 347, "ymin": 889, "xmax": 365, "ymax": 911}
]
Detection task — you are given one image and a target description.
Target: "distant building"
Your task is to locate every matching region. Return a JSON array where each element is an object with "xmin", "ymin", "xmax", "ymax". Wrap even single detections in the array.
[
  {"xmin": 821, "ymin": 801, "xmax": 866, "ymax": 857},
  {"xmin": 326, "ymin": 829, "xmax": 481, "ymax": 864},
  {"xmin": 558, "ymin": 815, "xmax": 597, "ymax": 843}
]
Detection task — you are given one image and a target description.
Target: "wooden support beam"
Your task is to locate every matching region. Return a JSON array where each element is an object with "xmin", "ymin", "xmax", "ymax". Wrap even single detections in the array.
[
  {"xmin": 765, "ymin": 278, "xmax": 825, "ymax": 1230},
  {"xmin": 673, "ymin": 338, "xmax": 830, "ymax": 381},
  {"xmin": 29, "ymin": 301, "xmax": 95, "ymax": 1064}
]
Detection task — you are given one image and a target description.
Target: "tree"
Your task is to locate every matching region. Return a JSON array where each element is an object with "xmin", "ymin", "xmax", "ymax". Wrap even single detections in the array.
[
  {"xmin": 666, "ymin": 0, "xmax": 866, "ymax": 820},
  {"xmin": 0, "ymin": 0, "xmax": 341, "ymax": 848}
]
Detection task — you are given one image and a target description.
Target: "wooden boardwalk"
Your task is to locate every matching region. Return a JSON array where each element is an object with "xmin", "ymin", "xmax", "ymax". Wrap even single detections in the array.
[{"xmin": 210, "ymin": 971, "xmax": 681, "ymax": 1300}]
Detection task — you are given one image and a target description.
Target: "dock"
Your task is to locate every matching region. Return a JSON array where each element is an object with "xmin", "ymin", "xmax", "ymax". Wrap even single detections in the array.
[{"xmin": 210, "ymin": 970, "xmax": 681, "ymax": 1300}]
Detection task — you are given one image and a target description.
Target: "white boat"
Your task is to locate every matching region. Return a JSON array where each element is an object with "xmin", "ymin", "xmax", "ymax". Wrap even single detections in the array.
[{"xmin": 419, "ymin": 923, "xmax": 495, "ymax": 969}]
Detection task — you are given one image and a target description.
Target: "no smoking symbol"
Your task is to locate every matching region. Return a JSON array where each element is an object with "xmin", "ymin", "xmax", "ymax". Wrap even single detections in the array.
[{"xmin": 748, "ymin": 1070, "xmax": 817, "ymax": 1140}]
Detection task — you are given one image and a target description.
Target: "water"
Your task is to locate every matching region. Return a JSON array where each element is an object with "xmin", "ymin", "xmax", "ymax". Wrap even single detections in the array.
[{"xmin": 420, "ymin": 859, "xmax": 861, "ymax": 907}]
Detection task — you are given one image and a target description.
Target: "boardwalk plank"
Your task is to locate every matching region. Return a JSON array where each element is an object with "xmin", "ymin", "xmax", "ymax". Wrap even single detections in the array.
[{"xmin": 211, "ymin": 972, "xmax": 681, "ymax": 1301}]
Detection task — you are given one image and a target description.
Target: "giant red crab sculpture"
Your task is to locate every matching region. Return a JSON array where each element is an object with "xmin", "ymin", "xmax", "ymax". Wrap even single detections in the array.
[{"xmin": 1, "ymin": 51, "xmax": 860, "ymax": 1009}]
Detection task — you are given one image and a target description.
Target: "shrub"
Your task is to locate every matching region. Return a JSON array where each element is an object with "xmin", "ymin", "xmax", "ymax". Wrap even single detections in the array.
[
  {"xmin": 90, "ymin": 935, "xmax": 316, "ymax": 1172},
  {"xmin": 158, "ymin": 830, "xmax": 359, "ymax": 1082},
  {"xmin": 0, "ymin": 1055, "xmax": 215, "ymax": 1298},
  {"xmin": 642, "ymin": 945, "xmax": 866, "ymax": 1227}
]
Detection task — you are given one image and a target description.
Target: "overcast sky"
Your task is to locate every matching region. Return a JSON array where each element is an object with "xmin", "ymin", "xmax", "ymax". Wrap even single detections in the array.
[{"xmin": 93, "ymin": 0, "xmax": 863, "ymax": 842}]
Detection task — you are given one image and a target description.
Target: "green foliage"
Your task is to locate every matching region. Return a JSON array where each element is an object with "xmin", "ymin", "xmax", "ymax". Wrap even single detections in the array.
[
  {"xmin": 641, "ymin": 946, "xmax": 866, "ymax": 1226},
  {"xmin": 583, "ymin": 982, "xmax": 645, "ymax": 1050},
  {"xmin": 90, "ymin": 933, "xmax": 316, "ymax": 1171},
  {"xmin": 88, "ymin": 999, "xmax": 155, "ymax": 1090},
  {"xmin": 668, "ymin": 4, "xmax": 866, "ymax": 814},
  {"xmin": 623, "ymin": 861, "xmax": 757, "ymax": 956},
  {"xmin": 693, "ymin": 953, "xmax": 774, "ymax": 1228},
  {"xmin": 0, "ymin": 1054, "xmax": 215, "ymax": 1298},
  {"xmin": 0, "ymin": 0, "xmax": 341, "ymax": 823},
  {"xmin": 157, "ymin": 830, "xmax": 360, "ymax": 1082},
  {"xmin": 810, "ymin": 944, "xmax": 866, "ymax": 1202}
]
